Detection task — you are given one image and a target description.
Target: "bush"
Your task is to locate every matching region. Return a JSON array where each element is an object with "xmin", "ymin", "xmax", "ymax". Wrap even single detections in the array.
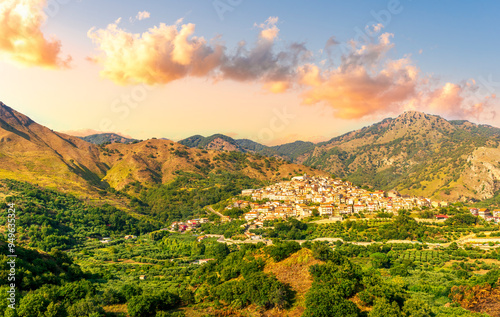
[{"xmin": 265, "ymin": 241, "xmax": 301, "ymax": 262}]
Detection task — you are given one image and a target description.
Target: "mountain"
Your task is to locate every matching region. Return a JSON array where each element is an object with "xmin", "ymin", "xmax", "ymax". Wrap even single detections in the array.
[
  {"xmin": 0, "ymin": 102, "xmax": 107, "ymax": 192},
  {"xmin": 301, "ymin": 111, "xmax": 500, "ymax": 201},
  {"xmin": 0, "ymin": 102, "xmax": 327, "ymax": 196},
  {"xmin": 272, "ymin": 140, "xmax": 316, "ymax": 161},
  {"xmin": 178, "ymin": 134, "xmax": 247, "ymax": 152},
  {"xmin": 96, "ymin": 138, "xmax": 325, "ymax": 191},
  {"xmin": 179, "ymin": 112, "xmax": 500, "ymax": 202},
  {"xmin": 4, "ymin": 100, "xmax": 500, "ymax": 202},
  {"xmin": 179, "ymin": 134, "xmax": 313, "ymax": 161},
  {"xmin": 78, "ymin": 133, "xmax": 138, "ymax": 144}
]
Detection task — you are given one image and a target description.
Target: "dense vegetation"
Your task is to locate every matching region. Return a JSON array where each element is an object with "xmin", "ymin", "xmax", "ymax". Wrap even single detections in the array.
[
  {"xmin": 0, "ymin": 180, "xmax": 157, "ymax": 251},
  {"xmin": 139, "ymin": 170, "xmax": 266, "ymax": 222},
  {"xmin": 4, "ymin": 178, "xmax": 500, "ymax": 316},
  {"xmin": 244, "ymin": 207, "xmax": 497, "ymax": 244}
]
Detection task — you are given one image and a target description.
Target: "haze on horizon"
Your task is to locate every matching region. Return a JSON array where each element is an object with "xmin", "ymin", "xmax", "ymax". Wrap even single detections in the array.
[{"xmin": 0, "ymin": 0, "xmax": 499, "ymax": 145}]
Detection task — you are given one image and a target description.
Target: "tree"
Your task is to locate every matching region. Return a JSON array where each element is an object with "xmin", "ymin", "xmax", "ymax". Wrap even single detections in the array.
[
  {"xmin": 128, "ymin": 295, "xmax": 158, "ymax": 317},
  {"xmin": 370, "ymin": 252, "xmax": 390, "ymax": 269},
  {"xmin": 67, "ymin": 298, "xmax": 105, "ymax": 317},
  {"xmin": 208, "ymin": 243, "xmax": 230, "ymax": 260},
  {"xmin": 368, "ymin": 297, "xmax": 401, "ymax": 317},
  {"xmin": 403, "ymin": 298, "xmax": 432, "ymax": 317},
  {"xmin": 311, "ymin": 242, "xmax": 334, "ymax": 261},
  {"xmin": 265, "ymin": 241, "xmax": 301, "ymax": 262},
  {"xmin": 18, "ymin": 292, "xmax": 49, "ymax": 317},
  {"xmin": 44, "ymin": 302, "xmax": 65, "ymax": 317},
  {"xmin": 303, "ymin": 288, "xmax": 360, "ymax": 317},
  {"xmin": 120, "ymin": 284, "xmax": 143, "ymax": 301}
]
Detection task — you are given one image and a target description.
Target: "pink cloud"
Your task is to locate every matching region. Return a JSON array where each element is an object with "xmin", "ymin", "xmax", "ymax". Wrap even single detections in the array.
[{"xmin": 0, "ymin": 0, "xmax": 71, "ymax": 68}]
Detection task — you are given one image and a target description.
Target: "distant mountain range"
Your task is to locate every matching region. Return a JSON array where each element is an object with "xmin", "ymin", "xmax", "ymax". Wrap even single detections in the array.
[
  {"xmin": 78, "ymin": 133, "xmax": 138, "ymax": 145},
  {"xmin": 178, "ymin": 112, "xmax": 500, "ymax": 202},
  {"xmin": 178, "ymin": 134, "xmax": 315, "ymax": 161},
  {"xmin": 0, "ymin": 102, "xmax": 325, "ymax": 196},
  {"xmin": 2, "ymin": 100, "xmax": 500, "ymax": 202}
]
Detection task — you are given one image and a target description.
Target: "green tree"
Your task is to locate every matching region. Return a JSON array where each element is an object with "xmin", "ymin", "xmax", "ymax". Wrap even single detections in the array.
[
  {"xmin": 18, "ymin": 292, "xmax": 49, "ymax": 317},
  {"xmin": 368, "ymin": 297, "xmax": 401, "ymax": 317},
  {"xmin": 67, "ymin": 298, "xmax": 105, "ymax": 317},
  {"xmin": 303, "ymin": 288, "xmax": 360, "ymax": 317},
  {"xmin": 128, "ymin": 295, "xmax": 158, "ymax": 317},
  {"xmin": 403, "ymin": 298, "xmax": 432, "ymax": 317},
  {"xmin": 120, "ymin": 284, "xmax": 143, "ymax": 301},
  {"xmin": 370, "ymin": 252, "xmax": 390, "ymax": 269}
]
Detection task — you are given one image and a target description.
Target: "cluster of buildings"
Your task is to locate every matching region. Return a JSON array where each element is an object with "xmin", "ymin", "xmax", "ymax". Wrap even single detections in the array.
[
  {"xmin": 238, "ymin": 175, "xmax": 448, "ymax": 222},
  {"xmin": 169, "ymin": 218, "xmax": 209, "ymax": 232},
  {"xmin": 469, "ymin": 208, "xmax": 500, "ymax": 222}
]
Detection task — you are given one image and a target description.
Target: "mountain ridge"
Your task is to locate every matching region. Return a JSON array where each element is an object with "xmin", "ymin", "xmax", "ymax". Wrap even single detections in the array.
[
  {"xmin": 3, "ymin": 100, "xmax": 500, "ymax": 202},
  {"xmin": 0, "ymin": 101, "xmax": 327, "ymax": 197},
  {"xmin": 78, "ymin": 133, "xmax": 139, "ymax": 145},
  {"xmin": 178, "ymin": 111, "xmax": 500, "ymax": 202}
]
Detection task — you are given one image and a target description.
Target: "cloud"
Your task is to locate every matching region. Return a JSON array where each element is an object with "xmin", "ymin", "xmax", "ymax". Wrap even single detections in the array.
[
  {"xmin": 88, "ymin": 16, "xmax": 309, "ymax": 89},
  {"xmin": 367, "ymin": 23, "xmax": 384, "ymax": 34},
  {"xmin": 219, "ymin": 17, "xmax": 309, "ymax": 86},
  {"xmin": 87, "ymin": 16, "xmax": 497, "ymax": 121},
  {"xmin": 0, "ymin": 0, "xmax": 71, "ymax": 68},
  {"xmin": 407, "ymin": 81, "xmax": 496, "ymax": 120},
  {"xmin": 136, "ymin": 11, "xmax": 150, "ymax": 21},
  {"xmin": 297, "ymin": 33, "xmax": 419, "ymax": 119},
  {"xmin": 87, "ymin": 19, "xmax": 225, "ymax": 85},
  {"xmin": 296, "ymin": 32, "xmax": 495, "ymax": 121}
]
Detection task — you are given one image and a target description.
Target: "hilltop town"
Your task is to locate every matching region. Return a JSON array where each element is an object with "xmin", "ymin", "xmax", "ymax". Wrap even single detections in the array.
[
  {"xmin": 167, "ymin": 174, "xmax": 500, "ymax": 236},
  {"xmin": 236, "ymin": 174, "xmax": 442, "ymax": 221}
]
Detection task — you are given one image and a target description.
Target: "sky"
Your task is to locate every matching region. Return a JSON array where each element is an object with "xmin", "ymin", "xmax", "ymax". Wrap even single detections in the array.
[{"xmin": 0, "ymin": 0, "xmax": 499, "ymax": 145}]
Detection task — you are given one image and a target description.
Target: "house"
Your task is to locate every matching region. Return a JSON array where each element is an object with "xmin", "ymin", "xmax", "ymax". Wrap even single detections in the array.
[
  {"xmin": 300, "ymin": 207, "xmax": 313, "ymax": 217},
  {"xmin": 197, "ymin": 259, "xmax": 215, "ymax": 265},
  {"xmin": 241, "ymin": 189, "xmax": 255, "ymax": 196},
  {"xmin": 312, "ymin": 196, "xmax": 325, "ymax": 203},
  {"xmin": 338, "ymin": 204, "xmax": 353, "ymax": 214},
  {"xmin": 292, "ymin": 174, "xmax": 309, "ymax": 181},
  {"xmin": 197, "ymin": 235, "xmax": 208, "ymax": 242},
  {"xmin": 199, "ymin": 218, "xmax": 210, "ymax": 224},
  {"xmin": 124, "ymin": 235, "xmax": 137, "ymax": 240},
  {"xmin": 244, "ymin": 211, "xmax": 259, "ymax": 221},
  {"xmin": 478, "ymin": 208, "xmax": 492, "ymax": 219},
  {"xmin": 367, "ymin": 203, "xmax": 379, "ymax": 213},
  {"xmin": 353, "ymin": 204, "xmax": 366, "ymax": 213},
  {"xmin": 171, "ymin": 221, "xmax": 185, "ymax": 231},
  {"xmin": 100, "ymin": 237, "xmax": 112, "ymax": 243},
  {"xmin": 139, "ymin": 275, "xmax": 146, "ymax": 280},
  {"xmin": 187, "ymin": 219, "xmax": 200, "ymax": 228},
  {"xmin": 435, "ymin": 214, "xmax": 450, "ymax": 220},
  {"xmin": 319, "ymin": 204, "xmax": 334, "ymax": 216},
  {"xmin": 329, "ymin": 216, "xmax": 343, "ymax": 222},
  {"xmin": 244, "ymin": 232, "xmax": 262, "ymax": 240},
  {"xmin": 387, "ymin": 190, "xmax": 400, "ymax": 198}
]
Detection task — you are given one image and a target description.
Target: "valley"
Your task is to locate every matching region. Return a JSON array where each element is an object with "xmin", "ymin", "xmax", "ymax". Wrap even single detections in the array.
[{"xmin": 2, "ymin": 103, "xmax": 500, "ymax": 316}]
